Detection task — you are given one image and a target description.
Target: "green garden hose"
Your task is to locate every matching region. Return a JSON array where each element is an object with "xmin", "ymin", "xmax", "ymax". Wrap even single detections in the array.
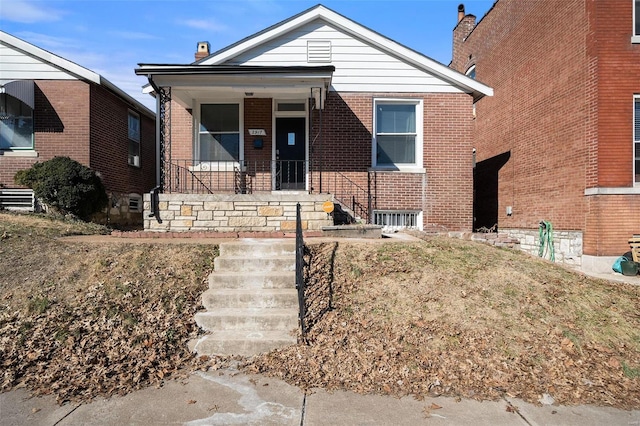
[{"xmin": 538, "ymin": 220, "xmax": 555, "ymax": 262}]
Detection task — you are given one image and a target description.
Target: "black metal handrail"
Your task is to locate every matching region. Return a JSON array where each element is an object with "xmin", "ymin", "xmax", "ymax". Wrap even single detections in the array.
[
  {"xmin": 295, "ymin": 202, "xmax": 306, "ymax": 339},
  {"xmin": 325, "ymin": 171, "xmax": 372, "ymax": 222}
]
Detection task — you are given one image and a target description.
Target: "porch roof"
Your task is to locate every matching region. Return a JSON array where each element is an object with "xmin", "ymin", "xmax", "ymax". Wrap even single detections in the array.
[{"xmin": 135, "ymin": 64, "xmax": 334, "ymax": 108}]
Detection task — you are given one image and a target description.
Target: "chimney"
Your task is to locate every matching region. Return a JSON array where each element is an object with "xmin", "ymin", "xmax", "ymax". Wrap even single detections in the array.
[
  {"xmin": 195, "ymin": 41, "xmax": 210, "ymax": 61},
  {"xmin": 458, "ymin": 4, "xmax": 465, "ymax": 23}
]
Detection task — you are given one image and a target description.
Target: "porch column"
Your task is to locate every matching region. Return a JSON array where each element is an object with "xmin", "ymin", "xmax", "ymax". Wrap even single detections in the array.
[{"xmin": 158, "ymin": 87, "xmax": 171, "ymax": 192}]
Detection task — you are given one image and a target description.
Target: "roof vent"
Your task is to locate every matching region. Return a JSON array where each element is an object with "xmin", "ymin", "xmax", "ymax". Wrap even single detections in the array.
[{"xmin": 307, "ymin": 40, "xmax": 331, "ymax": 63}]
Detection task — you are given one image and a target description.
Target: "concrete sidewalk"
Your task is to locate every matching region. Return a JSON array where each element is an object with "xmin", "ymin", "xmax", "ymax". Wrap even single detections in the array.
[{"xmin": 2, "ymin": 368, "xmax": 638, "ymax": 426}]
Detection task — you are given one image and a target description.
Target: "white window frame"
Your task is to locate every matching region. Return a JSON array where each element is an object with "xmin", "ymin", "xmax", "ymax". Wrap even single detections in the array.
[
  {"xmin": 371, "ymin": 98, "xmax": 424, "ymax": 172},
  {"xmin": 193, "ymin": 100, "xmax": 244, "ymax": 170},
  {"xmin": 633, "ymin": 0, "xmax": 640, "ymax": 43},
  {"xmin": 634, "ymin": 96, "xmax": 640, "ymax": 186},
  {"xmin": 127, "ymin": 111, "xmax": 140, "ymax": 167}
]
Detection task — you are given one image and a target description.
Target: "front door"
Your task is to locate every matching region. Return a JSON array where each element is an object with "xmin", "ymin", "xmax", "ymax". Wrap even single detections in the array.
[{"xmin": 275, "ymin": 117, "xmax": 306, "ymax": 190}]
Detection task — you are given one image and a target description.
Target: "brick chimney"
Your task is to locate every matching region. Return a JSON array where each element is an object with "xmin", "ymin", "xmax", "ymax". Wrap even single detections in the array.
[
  {"xmin": 451, "ymin": 4, "xmax": 476, "ymax": 72},
  {"xmin": 195, "ymin": 41, "xmax": 210, "ymax": 61}
]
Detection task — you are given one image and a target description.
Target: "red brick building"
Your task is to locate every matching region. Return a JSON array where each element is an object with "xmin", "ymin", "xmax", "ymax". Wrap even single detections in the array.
[
  {"xmin": 0, "ymin": 31, "xmax": 155, "ymax": 225},
  {"xmin": 451, "ymin": 0, "xmax": 640, "ymax": 271},
  {"xmin": 136, "ymin": 5, "xmax": 492, "ymax": 234}
]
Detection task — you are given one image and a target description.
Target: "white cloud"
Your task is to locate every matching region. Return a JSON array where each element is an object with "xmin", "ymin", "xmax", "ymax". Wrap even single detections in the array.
[
  {"xmin": 108, "ymin": 30, "xmax": 158, "ymax": 41},
  {"xmin": 0, "ymin": 0, "xmax": 65, "ymax": 23},
  {"xmin": 180, "ymin": 18, "xmax": 228, "ymax": 32}
]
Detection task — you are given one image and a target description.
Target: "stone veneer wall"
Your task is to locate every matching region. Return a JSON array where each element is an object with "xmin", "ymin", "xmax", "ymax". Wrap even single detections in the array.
[
  {"xmin": 143, "ymin": 193, "xmax": 333, "ymax": 233},
  {"xmin": 502, "ymin": 228, "xmax": 583, "ymax": 266}
]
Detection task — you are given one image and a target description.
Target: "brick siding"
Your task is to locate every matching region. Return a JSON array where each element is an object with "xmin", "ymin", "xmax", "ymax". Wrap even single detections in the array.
[{"xmin": 452, "ymin": 0, "xmax": 640, "ymax": 257}]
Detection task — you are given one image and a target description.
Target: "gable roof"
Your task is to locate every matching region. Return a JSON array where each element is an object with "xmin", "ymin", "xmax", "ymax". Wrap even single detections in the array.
[
  {"xmin": 0, "ymin": 30, "xmax": 154, "ymax": 118},
  {"xmin": 199, "ymin": 4, "xmax": 492, "ymax": 101}
]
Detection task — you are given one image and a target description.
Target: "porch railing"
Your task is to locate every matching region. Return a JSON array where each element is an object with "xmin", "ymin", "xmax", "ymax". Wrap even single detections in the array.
[
  {"xmin": 323, "ymin": 171, "xmax": 373, "ymax": 222},
  {"xmin": 165, "ymin": 160, "xmax": 307, "ymax": 194}
]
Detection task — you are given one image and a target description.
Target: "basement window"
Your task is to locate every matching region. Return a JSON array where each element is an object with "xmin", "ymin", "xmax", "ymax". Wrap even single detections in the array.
[{"xmin": 374, "ymin": 210, "xmax": 422, "ymax": 231}]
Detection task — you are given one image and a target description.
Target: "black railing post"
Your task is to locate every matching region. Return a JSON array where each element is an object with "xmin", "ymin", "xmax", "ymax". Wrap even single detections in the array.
[{"xmin": 295, "ymin": 202, "xmax": 306, "ymax": 338}]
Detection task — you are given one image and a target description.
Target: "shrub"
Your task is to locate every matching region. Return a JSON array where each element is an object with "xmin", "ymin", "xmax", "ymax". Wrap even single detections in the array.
[{"xmin": 15, "ymin": 156, "xmax": 108, "ymax": 219}]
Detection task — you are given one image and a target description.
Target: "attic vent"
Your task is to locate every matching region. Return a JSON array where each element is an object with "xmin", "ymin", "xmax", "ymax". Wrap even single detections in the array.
[{"xmin": 307, "ymin": 40, "xmax": 331, "ymax": 63}]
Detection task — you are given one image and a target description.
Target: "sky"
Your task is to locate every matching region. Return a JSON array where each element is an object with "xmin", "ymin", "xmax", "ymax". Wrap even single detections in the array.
[{"xmin": 0, "ymin": 0, "xmax": 495, "ymax": 111}]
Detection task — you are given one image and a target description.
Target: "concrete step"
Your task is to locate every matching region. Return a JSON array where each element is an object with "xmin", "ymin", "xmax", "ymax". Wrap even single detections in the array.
[
  {"xmin": 220, "ymin": 240, "xmax": 296, "ymax": 257},
  {"xmin": 189, "ymin": 330, "xmax": 297, "ymax": 357},
  {"xmin": 209, "ymin": 271, "xmax": 295, "ymax": 289},
  {"xmin": 201, "ymin": 288, "xmax": 298, "ymax": 309},
  {"xmin": 194, "ymin": 308, "xmax": 298, "ymax": 331},
  {"xmin": 214, "ymin": 256, "xmax": 295, "ymax": 273}
]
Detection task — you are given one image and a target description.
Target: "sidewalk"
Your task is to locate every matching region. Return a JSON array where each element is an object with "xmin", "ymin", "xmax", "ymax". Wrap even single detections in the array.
[{"xmin": 2, "ymin": 368, "xmax": 638, "ymax": 426}]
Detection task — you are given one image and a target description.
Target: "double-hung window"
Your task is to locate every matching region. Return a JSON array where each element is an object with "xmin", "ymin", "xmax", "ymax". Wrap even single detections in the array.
[
  {"xmin": 373, "ymin": 99, "xmax": 423, "ymax": 170},
  {"xmin": 128, "ymin": 111, "xmax": 140, "ymax": 167},
  {"xmin": 634, "ymin": 0, "xmax": 640, "ymax": 42},
  {"xmin": 634, "ymin": 97, "xmax": 640, "ymax": 185},
  {"xmin": 0, "ymin": 93, "xmax": 33, "ymax": 150},
  {"xmin": 199, "ymin": 104, "xmax": 240, "ymax": 162}
]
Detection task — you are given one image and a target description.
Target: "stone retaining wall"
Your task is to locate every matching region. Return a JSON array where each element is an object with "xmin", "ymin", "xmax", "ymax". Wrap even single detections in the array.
[
  {"xmin": 502, "ymin": 228, "xmax": 583, "ymax": 266},
  {"xmin": 143, "ymin": 193, "xmax": 333, "ymax": 233}
]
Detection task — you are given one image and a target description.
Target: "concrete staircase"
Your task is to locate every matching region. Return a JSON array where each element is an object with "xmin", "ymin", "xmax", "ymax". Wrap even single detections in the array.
[{"xmin": 190, "ymin": 239, "xmax": 299, "ymax": 356}]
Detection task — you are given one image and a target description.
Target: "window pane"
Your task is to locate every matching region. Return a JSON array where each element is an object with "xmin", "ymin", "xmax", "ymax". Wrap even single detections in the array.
[
  {"xmin": 0, "ymin": 94, "xmax": 33, "ymax": 149},
  {"xmin": 635, "ymin": 142, "xmax": 640, "ymax": 183},
  {"xmin": 199, "ymin": 133, "xmax": 239, "ymax": 162},
  {"xmin": 377, "ymin": 104, "xmax": 416, "ymax": 133},
  {"xmin": 376, "ymin": 135, "xmax": 415, "ymax": 164},
  {"xmin": 635, "ymin": 99, "xmax": 640, "ymax": 141},
  {"xmin": 201, "ymin": 104, "xmax": 239, "ymax": 132},
  {"xmin": 636, "ymin": 0, "xmax": 640, "ymax": 35},
  {"xmin": 278, "ymin": 102, "xmax": 305, "ymax": 112},
  {"xmin": 128, "ymin": 113, "xmax": 140, "ymax": 142}
]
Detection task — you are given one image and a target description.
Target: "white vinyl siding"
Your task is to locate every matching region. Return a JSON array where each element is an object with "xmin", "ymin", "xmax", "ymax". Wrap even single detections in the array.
[
  {"xmin": 0, "ymin": 44, "xmax": 79, "ymax": 81},
  {"xmin": 228, "ymin": 21, "xmax": 462, "ymax": 94}
]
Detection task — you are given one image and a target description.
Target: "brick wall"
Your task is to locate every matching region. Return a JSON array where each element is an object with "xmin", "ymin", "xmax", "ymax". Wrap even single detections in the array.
[
  {"xmin": 89, "ymin": 84, "xmax": 156, "ymax": 195},
  {"xmin": 0, "ymin": 80, "xmax": 91, "ymax": 189},
  {"xmin": 452, "ymin": 0, "xmax": 640, "ymax": 258}
]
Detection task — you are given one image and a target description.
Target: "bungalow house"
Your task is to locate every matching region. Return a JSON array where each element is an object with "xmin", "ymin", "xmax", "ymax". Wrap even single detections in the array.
[
  {"xmin": 451, "ymin": 1, "xmax": 640, "ymax": 271},
  {"xmin": 0, "ymin": 31, "xmax": 156, "ymax": 225},
  {"xmin": 136, "ymin": 5, "xmax": 492, "ymax": 234}
]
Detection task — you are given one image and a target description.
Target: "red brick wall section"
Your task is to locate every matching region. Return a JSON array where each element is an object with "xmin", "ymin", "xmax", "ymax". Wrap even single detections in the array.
[
  {"xmin": 1, "ymin": 80, "xmax": 91, "ymax": 188},
  {"xmin": 312, "ymin": 91, "xmax": 474, "ymax": 232},
  {"xmin": 451, "ymin": 0, "xmax": 590, "ymax": 232},
  {"xmin": 89, "ymin": 84, "xmax": 156, "ymax": 195},
  {"xmin": 244, "ymin": 98, "xmax": 272, "ymax": 165},
  {"xmin": 169, "ymin": 100, "xmax": 193, "ymax": 162},
  {"xmin": 586, "ymin": 195, "xmax": 640, "ymax": 255},
  {"xmin": 591, "ymin": 0, "xmax": 640, "ymax": 187},
  {"xmin": 452, "ymin": 0, "xmax": 640, "ymax": 256}
]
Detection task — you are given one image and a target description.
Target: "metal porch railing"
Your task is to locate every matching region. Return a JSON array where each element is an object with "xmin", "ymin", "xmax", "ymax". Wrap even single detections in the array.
[{"xmin": 165, "ymin": 160, "xmax": 307, "ymax": 194}]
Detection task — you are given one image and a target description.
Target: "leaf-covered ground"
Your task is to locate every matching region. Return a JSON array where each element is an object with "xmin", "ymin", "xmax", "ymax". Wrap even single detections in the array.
[
  {"xmin": 0, "ymin": 212, "xmax": 218, "ymax": 404},
  {"xmin": 244, "ymin": 239, "xmax": 640, "ymax": 410},
  {"xmin": 1, "ymin": 212, "xmax": 639, "ymax": 409}
]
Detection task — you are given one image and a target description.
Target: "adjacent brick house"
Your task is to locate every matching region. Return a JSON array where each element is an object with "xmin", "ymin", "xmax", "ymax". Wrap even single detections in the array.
[
  {"xmin": 0, "ymin": 31, "xmax": 156, "ymax": 225},
  {"xmin": 136, "ymin": 4, "xmax": 492, "ymax": 234},
  {"xmin": 451, "ymin": 1, "xmax": 640, "ymax": 271}
]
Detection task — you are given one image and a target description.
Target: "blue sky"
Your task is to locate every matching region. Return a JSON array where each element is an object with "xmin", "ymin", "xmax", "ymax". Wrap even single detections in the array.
[{"xmin": 1, "ymin": 0, "xmax": 495, "ymax": 110}]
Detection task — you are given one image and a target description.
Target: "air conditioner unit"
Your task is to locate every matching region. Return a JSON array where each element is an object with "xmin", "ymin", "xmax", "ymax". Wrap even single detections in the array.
[{"xmin": 133, "ymin": 156, "xmax": 140, "ymax": 167}]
